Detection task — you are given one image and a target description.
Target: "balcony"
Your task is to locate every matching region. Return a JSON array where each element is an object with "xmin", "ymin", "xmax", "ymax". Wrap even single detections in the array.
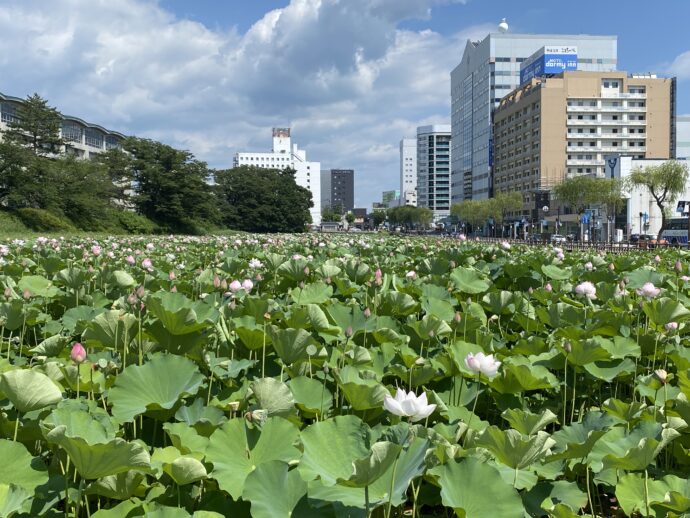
[
  {"xmin": 567, "ymin": 159, "xmax": 605, "ymax": 166},
  {"xmin": 601, "ymin": 92, "xmax": 647, "ymax": 99},
  {"xmin": 568, "ymin": 119, "xmax": 598, "ymax": 125}
]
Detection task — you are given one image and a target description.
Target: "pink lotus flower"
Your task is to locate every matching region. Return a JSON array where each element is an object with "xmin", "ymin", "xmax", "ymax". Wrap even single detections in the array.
[
  {"xmin": 584, "ymin": 261, "xmax": 593, "ymax": 271},
  {"xmin": 229, "ymin": 280, "xmax": 242, "ymax": 292},
  {"xmin": 665, "ymin": 322, "xmax": 679, "ymax": 331},
  {"xmin": 383, "ymin": 388, "xmax": 437, "ymax": 422},
  {"xmin": 91, "ymin": 245, "xmax": 101, "ymax": 256},
  {"xmin": 464, "ymin": 352, "xmax": 501, "ymax": 378},
  {"xmin": 141, "ymin": 258, "xmax": 153, "ymax": 270},
  {"xmin": 545, "ymin": 283, "xmax": 553, "ymax": 292},
  {"xmin": 636, "ymin": 282, "xmax": 660, "ymax": 299},
  {"xmin": 575, "ymin": 281, "xmax": 597, "ymax": 300},
  {"xmin": 126, "ymin": 255, "xmax": 135, "ymax": 265},
  {"xmin": 654, "ymin": 255, "xmax": 661, "ymax": 264},
  {"xmin": 70, "ymin": 343, "xmax": 87, "ymax": 363},
  {"xmin": 242, "ymin": 279, "xmax": 254, "ymax": 292},
  {"xmin": 406, "ymin": 270, "xmax": 416, "ymax": 279}
]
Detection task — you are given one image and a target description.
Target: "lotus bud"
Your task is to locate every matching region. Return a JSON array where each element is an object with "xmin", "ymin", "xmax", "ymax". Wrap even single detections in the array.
[
  {"xmin": 220, "ymin": 279, "xmax": 228, "ymax": 291},
  {"xmin": 126, "ymin": 255, "xmax": 135, "ymax": 265},
  {"xmin": 127, "ymin": 293, "xmax": 137, "ymax": 305},
  {"xmin": 665, "ymin": 322, "xmax": 679, "ymax": 332},
  {"xmin": 563, "ymin": 341, "xmax": 572, "ymax": 354},
  {"xmin": 213, "ymin": 275, "xmax": 221, "ymax": 289},
  {"xmin": 406, "ymin": 270, "xmax": 416, "ymax": 280},
  {"xmin": 346, "ymin": 326, "xmax": 353, "ymax": 337},
  {"xmin": 415, "ymin": 357, "xmax": 425, "ymax": 366},
  {"xmin": 654, "ymin": 255, "xmax": 661, "ymax": 264},
  {"xmin": 171, "ymin": 285, "xmax": 177, "ymax": 292},
  {"xmin": 323, "ymin": 364, "xmax": 330, "ymax": 375},
  {"xmin": 363, "ymin": 307, "xmax": 371, "ymax": 318},
  {"xmin": 375, "ymin": 269, "xmax": 382, "ymax": 281},
  {"xmin": 304, "ymin": 267, "xmax": 310, "ymax": 275},
  {"xmin": 169, "ymin": 271, "xmax": 176, "ymax": 280},
  {"xmin": 450, "ymin": 261, "xmax": 456, "ymax": 268},
  {"xmin": 544, "ymin": 282, "xmax": 553, "ymax": 292},
  {"xmin": 136, "ymin": 285, "xmax": 145, "ymax": 298},
  {"xmin": 675, "ymin": 260, "xmax": 683, "ymax": 274},
  {"xmin": 255, "ymin": 273, "xmax": 263, "ymax": 281},
  {"xmin": 242, "ymin": 279, "xmax": 254, "ymax": 292},
  {"xmin": 654, "ymin": 369, "xmax": 668, "ymax": 384},
  {"xmin": 22, "ymin": 289, "xmax": 31, "ymax": 300},
  {"xmin": 70, "ymin": 342, "xmax": 87, "ymax": 363},
  {"xmin": 454, "ymin": 311, "xmax": 462, "ymax": 323},
  {"xmin": 264, "ymin": 312, "xmax": 271, "ymax": 321},
  {"xmin": 3, "ymin": 287, "xmax": 11, "ymax": 297},
  {"xmin": 428, "ymin": 330, "xmax": 435, "ymax": 338},
  {"xmin": 324, "ymin": 277, "xmax": 331, "ymax": 284},
  {"xmin": 584, "ymin": 261, "xmax": 593, "ymax": 271},
  {"xmin": 608, "ymin": 263, "xmax": 615, "ymax": 271},
  {"xmin": 228, "ymin": 300, "xmax": 236, "ymax": 310},
  {"xmin": 528, "ymin": 287, "xmax": 533, "ymax": 295}
]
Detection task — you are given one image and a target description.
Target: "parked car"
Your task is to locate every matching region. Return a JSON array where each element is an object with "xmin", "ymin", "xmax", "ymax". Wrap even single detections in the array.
[
  {"xmin": 527, "ymin": 234, "xmax": 543, "ymax": 243},
  {"xmin": 551, "ymin": 234, "xmax": 567, "ymax": 244}
]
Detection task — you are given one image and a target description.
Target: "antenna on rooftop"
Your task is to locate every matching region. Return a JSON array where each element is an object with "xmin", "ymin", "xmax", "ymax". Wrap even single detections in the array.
[{"xmin": 498, "ymin": 18, "xmax": 509, "ymax": 33}]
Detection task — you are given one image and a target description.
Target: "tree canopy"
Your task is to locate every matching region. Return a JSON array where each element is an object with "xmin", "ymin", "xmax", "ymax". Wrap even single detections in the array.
[
  {"xmin": 4, "ymin": 93, "xmax": 64, "ymax": 155},
  {"xmin": 387, "ymin": 206, "xmax": 432, "ymax": 229}
]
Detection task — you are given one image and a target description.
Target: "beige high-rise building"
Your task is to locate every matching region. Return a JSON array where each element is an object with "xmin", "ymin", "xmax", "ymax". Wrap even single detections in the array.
[{"xmin": 492, "ymin": 71, "xmax": 675, "ymax": 216}]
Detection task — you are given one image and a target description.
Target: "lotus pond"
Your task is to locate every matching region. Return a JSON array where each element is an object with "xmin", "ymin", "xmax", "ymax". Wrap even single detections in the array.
[{"xmin": 1, "ymin": 234, "xmax": 690, "ymax": 517}]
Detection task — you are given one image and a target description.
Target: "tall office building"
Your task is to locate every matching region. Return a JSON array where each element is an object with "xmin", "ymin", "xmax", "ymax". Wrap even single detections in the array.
[
  {"xmin": 492, "ymin": 71, "xmax": 675, "ymax": 219},
  {"xmin": 678, "ymin": 116, "xmax": 690, "ymax": 159},
  {"xmin": 0, "ymin": 91, "xmax": 124, "ymax": 158},
  {"xmin": 450, "ymin": 25, "xmax": 617, "ymax": 202},
  {"xmin": 417, "ymin": 124, "xmax": 451, "ymax": 222},
  {"xmin": 320, "ymin": 169, "xmax": 354, "ymax": 212},
  {"xmin": 399, "ymin": 138, "xmax": 417, "ymax": 206},
  {"xmin": 234, "ymin": 128, "xmax": 321, "ymax": 225}
]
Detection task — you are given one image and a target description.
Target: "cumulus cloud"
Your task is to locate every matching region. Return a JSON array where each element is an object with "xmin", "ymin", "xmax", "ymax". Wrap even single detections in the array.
[
  {"xmin": 668, "ymin": 50, "xmax": 690, "ymax": 81},
  {"xmin": 0, "ymin": 0, "xmax": 490, "ymax": 207}
]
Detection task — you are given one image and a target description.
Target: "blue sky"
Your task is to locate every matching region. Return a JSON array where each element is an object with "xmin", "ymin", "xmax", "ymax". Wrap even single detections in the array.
[{"xmin": 1, "ymin": 0, "xmax": 688, "ymax": 209}]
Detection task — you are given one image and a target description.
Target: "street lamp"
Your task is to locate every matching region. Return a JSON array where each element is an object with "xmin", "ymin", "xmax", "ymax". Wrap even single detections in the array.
[{"xmin": 542, "ymin": 205, "xmax": 549, "ymax": 236}]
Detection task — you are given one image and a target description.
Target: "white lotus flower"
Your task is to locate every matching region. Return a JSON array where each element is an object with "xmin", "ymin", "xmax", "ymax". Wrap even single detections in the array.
[
  {"xmin": 248, "ymin": 258, "xmax": 263, "ymax": 269},
  {"xmin": 574, "ymin": 281, "xmax": 597, "ymax": 300},
  {"xmin": 383, "ymin": 388, "xmax": 436, "ymax": 422},
  {"xmin": 636, "ymin": 282, "xmax": 660, "ymax": 299},
  {"xmin": 464, "ymin": 352, "xmax": 501, "ymax": 378}
]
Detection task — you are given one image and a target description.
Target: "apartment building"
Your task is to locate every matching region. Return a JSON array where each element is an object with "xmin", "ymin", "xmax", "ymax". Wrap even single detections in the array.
[
  {"xmin": 417, "ymin": 125, "xmax": 451, "ymax": 222},
  {"xmin": 399, "ymin": 138, "xmax": 417, "ymax": 206}
]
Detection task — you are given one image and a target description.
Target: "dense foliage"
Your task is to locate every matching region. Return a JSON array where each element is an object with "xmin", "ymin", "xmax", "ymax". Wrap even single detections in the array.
[
  {"xmin": 0, "ymin": 94, "xmax": 314, "ymax": 234},
  {"xmin": 1, "ymin": 234, "xmax": 690, "ymax": 517}
]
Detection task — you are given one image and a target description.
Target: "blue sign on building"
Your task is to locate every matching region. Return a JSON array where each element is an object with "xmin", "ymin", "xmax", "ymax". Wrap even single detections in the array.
[{"xmin": 520, "ymin": 46, "xmax": 578, "ymax": 84}]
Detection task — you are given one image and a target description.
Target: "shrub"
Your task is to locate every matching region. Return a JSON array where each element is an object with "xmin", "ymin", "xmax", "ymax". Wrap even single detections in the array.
[
  {"xmin": 15, "ymin": 208, "xmax": 76, "ymax": 232},
  {"xmin": 113, "ymin": 210, "xmax": 158, "ymax": 235},
  {"xmin": 0, "ymin": 210, "xmax": 30, "ymax": 235}
]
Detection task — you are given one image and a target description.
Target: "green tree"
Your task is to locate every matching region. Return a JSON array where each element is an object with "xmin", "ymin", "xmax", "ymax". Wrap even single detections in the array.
[
  {"xmin": 345, "ymin": 212, "xmax": 355, "ymax": 225},
  {"xmin": 124, "ymin": 137, "xmax": 219, "ymax": 233},
  {"xmin": 322, "ymin": 204, "xmax": 343, "ymax": 222},
  {"xmin": 371, "ymin": 210, "xmax": 386, "ymax": 228},
  {"xmin": 0, "ymin": 141, "xmax": 35, "ymax": 208},
  {"xmin": 596, "ymin": 178, "xmax": 625, "ymax": 241},
  {"xmin": 553, "ymin": 175, "xmax": 601, "ymax": 240},
  {"xmin": 627, "ymin": 161, "xmax": 690, "ymax": 239},
  {"xmin": 4, "ymin": 93, "xmax": 64, "ymax": 155},
  {"xmin": 95, "ymin": 148, "xmax": 135, "ymax": 207},
  {"xmin": 215, "ymin": 165, "xmax": 313, "ymax": 233}
]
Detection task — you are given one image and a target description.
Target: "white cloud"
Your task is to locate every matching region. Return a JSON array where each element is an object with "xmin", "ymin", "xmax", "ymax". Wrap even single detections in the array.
[
  {"xmin": 0, "ymin": 0, "xmax": 489, "ymax": 208},
  {"xmin": 668, "ymin": 50, "xmax": 690, "ymax": 80}
]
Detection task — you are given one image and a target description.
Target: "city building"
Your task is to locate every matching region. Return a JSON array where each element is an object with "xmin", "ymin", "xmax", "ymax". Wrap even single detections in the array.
[
  {"xmin": 382, "ymin": 189, "xmax": 401, "ymax": 207},
  {"xmin": 320, "ymin": 169, "xmax": 354, "ymax": 212},
  {"xmin": 492, "ymin": 71, "xmax": 675, "ymax": 220},
  {"xmin": 417, "ymin": 124, "xmax": 451, "ymax": 221},
  {"xmin": 678, "ymin": 116, "xmax": 690, "ymax": 159},
  {"xmin": 399, "ymin": 138, "xmax": 417, "ymax": 206},
  {"xmin": 0, "ymin": 91, "xmax": 125, "ymax": 158},
  {"xmin": 234, "ymin": 128, "xmax": 321, "ymax": 225},
  {"xmin": 450, "ymin": 25, "xmax": 617, "ymax": 202}
]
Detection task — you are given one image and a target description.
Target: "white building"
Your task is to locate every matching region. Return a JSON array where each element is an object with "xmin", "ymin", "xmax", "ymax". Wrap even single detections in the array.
[
  {"xmin": 417, "ymin": 124, "xmax": 451, "ymax": 222},
  {"xmin": 234, "ymin": 128, "xmax": 321, "ymax": 225},
  {"xmin": 622, "ymin": 157, "xmax": 690, "ymax": 237},
  {"xmin": 678, "ymin": 116, "xmax": 690, "ymax": 160},
  {"xmin": 450, "ymin": 22, "xmax": 617, "ymax": 202},
  {"xmin": 0, "ymin": 91, "xmax": 125, "ymax": 158},
  {"xmin": 399, "ymin": 138, "xmax": 417, "ymax": 206}
]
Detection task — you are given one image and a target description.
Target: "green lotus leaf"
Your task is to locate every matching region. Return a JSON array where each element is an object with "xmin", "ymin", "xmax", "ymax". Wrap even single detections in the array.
[
  {"xmin": 450, "ymin": 267, "xmax": 491, "ymax": 294},
  {"xmin": 165, "ymin": 456, "xmax": 207, "ymax": 486},
  {"xmin": 0, "ymin": 369, "xmax": 63, "ymax": 413},
  {"xmin": 30, "ymin": 334, "xmax": 69, "ymax": 356},
  {"xmin": 0, "ymin": 440, "xmax": 49, "ymax": 493},
  {"xmin": 501, "ymin": 408, "xmax": 558, "ymax": 436},
  {"xmin": 602, "ymin": 427, "xmax": 680, "ymax": 471},
  {"xmin": 379, "ymin": 291, "xmax": 419, "ymax": 316},
  {"xmin": 56, "ymin": 267, "xmax": 89, "ymax": 291},
  {"xmin": 41, "ymin": 399, "xmax": 118, "ymax": 444},
  {"xmin": 85, "ymin": 471, "xmax": 145, "ymax": 500},
  {"xmin": 523, "ymin": 480, "xmax": 587, "ymax": 516},
  {"xmin": 163, "ymin": 422, "xmax": 209, "ymax": 457},
  {"xmin": 0, "ymin": 483, "xmax": 30, "ymax": 518},
  {"xmin": 489, "ymin": 359, "xmax": 559, "ymax": 394},
  {"xmin": 644, "ymin": 297, "xmax": 690, "ymax": 326},
  {"xmin": 482, "ymin": 290, "xmax": 516, "ymax": 315},
  {"xmin": 277, "ymin": 258, "xmax": 309, "ymax": 282},
  {"xmin": 541, "ymin": 264, "xmax": 572, "ymax": 281},
  {"xmin": 335, "ymin": 366, "xmax": 388, "ymax": 411},
  {"xmin": 242, "ymin": 461, "xmax": 308, "ymax": 518},
  {"xmin": 82, "ymin": 310, "xmax": 138, "ymax": 350},
  {"xmin": 108, "ymin": 353, "xmax": 204, "ymax": 423},
  {"xmin": 288, "ymin": 375, "xmax": 333, "ymax": 416},
  {"xmin": 432, "ymin": 457, "xmax": 524, "ymax": 518},
  {"xmin": 565, "ymin": 338, "xmax": 611, "ymax": 366},
  {"xmin": 206, "ymin": 417, "xmax": 301, "ymax": 500},
  {"xmin": 422, "ymin": 295, "xmax": 456, "ymax": 322},
  {"xmin": 602, "ymin": 398, "xmax": 646, "ymax": 425},
  {"xmin": 290, "ymin": 281, "xmax": 333, "ymax": 304},
  {"xmin": 625, "ymin": 268, "xmax": 664, "ymax": 290},
  {"xmin": 45, "ymin": 426, "xmax": 151, "ymax": 479},
  {"xmin": 584, "ymin": 358, "xmax": 636, "ymax": 382},
  {"xmin": 112, "ymin": 270, "xmax": 136, "ymax": 288},
  {"xmin": 600, "ymin": 336, "xmax": 641, "ymax": 359},
  {"xmin": 17, "ymin": 275, "xmax": 59, "ymax": 298},
  {"xmin": 299, "ymin": 415, "xmax": 371, "ymax": 486},
  {"xmin": 616, "ymin": 473, "xmax": 689, "ymax": 517},
  {"xmin": 588, "ymin": 422, "xmax": 673, "ymax": 472},
  {"xmin": 0, "ymin": 301, "xmax": 25, "ymax": 331},
  {"xmin": 652, "ymin": 489, "xmax": 690, "ymax": 516},
  {"xmin": 408, "ymin": 314, "xmax": 452, "ymax": 340},
  {"xmin": 268, "ymin": 327, "xmax": 316, "ymax": 365},
  {"xmin": 306, "ymin": 436, "xmax": 429, "ymax": 509},
  {"xmin": 344, "ymin": 260, "xmax": 371, "ymax": 284},
  {"xmin": 474, "ymin": 427, "xmax": 556, "ymax": 470},
  {"xmin": 145, "ymin": 291, "xmax": 219, "ymax": 335},
  {"xmin": 327, "ymin": 303, "xmax": 375, "ymax": 337},
  {"xmin": 174, "ymin": 398, "xmax": 226, "ymax": 432},
  {"xmin": 250, "ymin": 377, "xmax": 296, "ymax": 417},
  {"xmin": 339, "ymin": 441, "xmax": 402, "ymax": 488}
]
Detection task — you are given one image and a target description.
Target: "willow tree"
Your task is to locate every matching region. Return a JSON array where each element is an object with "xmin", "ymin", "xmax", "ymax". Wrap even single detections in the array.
[{"xmin": 627, "ymin": 161, "xmax": 690, "ymax": 240}]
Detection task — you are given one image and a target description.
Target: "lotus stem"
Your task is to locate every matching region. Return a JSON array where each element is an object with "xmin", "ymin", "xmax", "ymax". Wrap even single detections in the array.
[
  {"xmin": 12, "ymin": 413, "xmax": 19, "ymax": 442},
  {"xmin": 76, "ymin": 363, "xmax": 80, "ymax": 400},
  {"xmin": 644, "ymin": 468, "xmax": 650, "ymax": 517},
  {"xmin": 563, "ymin": 354, "xmax": 568, "ymax": 426},
  {"xmin": 570, "ymin": 366, "xmax": 577, "ymax": 424},
  {"xmin": 385, "ymin": 451, "xmax": 400, "ymax": 518},
  {"xmin": 261, "ymin": 319, "xmax": 267, "ymax": 378},
  {"xmin": 364, "ymin": 485, "xmax": 370, "ymax": 517},
  {"xmin": 586, "ymin": 465, "xmax": 594, "ymax": 517}
]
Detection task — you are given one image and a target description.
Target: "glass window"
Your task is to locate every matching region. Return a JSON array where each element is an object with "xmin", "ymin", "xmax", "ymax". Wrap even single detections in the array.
[
  {"xmin": 62, "ymin": 122, "xmax": 83, "ymax": 143},
  {"xmin": 84, "ymin": 128, "xmax": 104, "ymax": 149}
]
